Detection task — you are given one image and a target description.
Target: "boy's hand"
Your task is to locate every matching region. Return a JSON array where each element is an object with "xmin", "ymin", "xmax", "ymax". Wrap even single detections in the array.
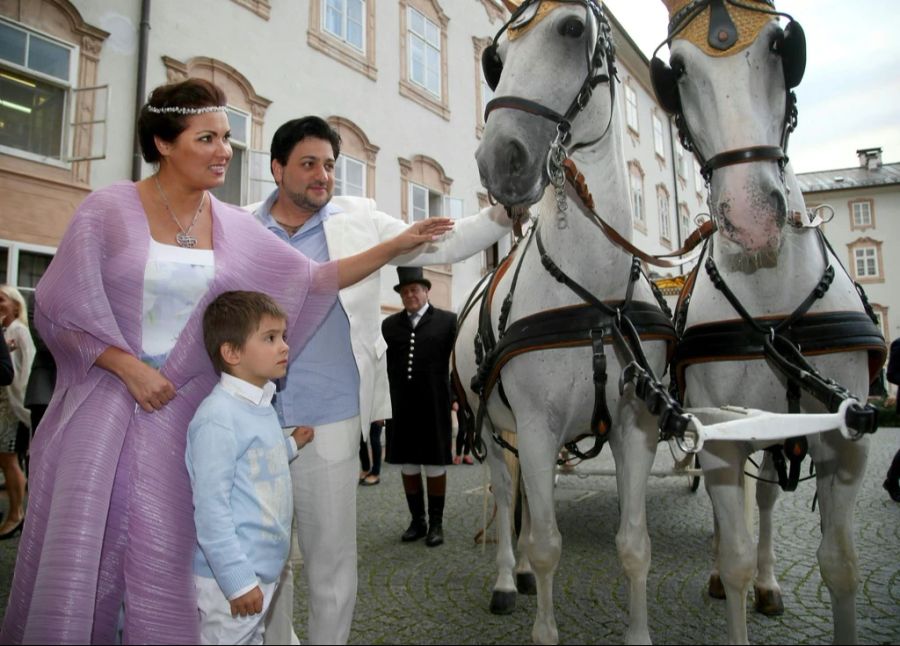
[
  {"xmin": 229, "ymin": 586, "xmax": 264, "ymax": 617},
  {"xmin": 291, "ymin": 425, "xmax": 314, "ymax": 449}
]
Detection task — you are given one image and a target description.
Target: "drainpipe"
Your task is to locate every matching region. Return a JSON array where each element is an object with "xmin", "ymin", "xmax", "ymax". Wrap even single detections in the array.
[
  {"xmin": 668, "ymin": 117, "xmax": 684, "ymax": 275},
  {"xmin": 131, "ymin": 0, "xmax": 151, "ymax": 181}
]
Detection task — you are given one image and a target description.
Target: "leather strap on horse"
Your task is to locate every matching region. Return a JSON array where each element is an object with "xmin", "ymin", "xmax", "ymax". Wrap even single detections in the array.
[
  {"xmin": 562, "ymin": 159, "xmax": 715, "ymax": 268},
  {"xmin": 674, "ymin": 229, "xmax": 885, "ymax": 438}
]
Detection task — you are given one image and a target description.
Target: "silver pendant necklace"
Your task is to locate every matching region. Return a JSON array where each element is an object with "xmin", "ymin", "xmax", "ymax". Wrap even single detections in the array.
[{"xmin": 154, "ymin": 174, "xmax": 206, "ymax": 248}]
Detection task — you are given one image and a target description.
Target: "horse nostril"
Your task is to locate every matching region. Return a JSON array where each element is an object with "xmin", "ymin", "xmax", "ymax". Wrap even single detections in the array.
[
  {"xmin": 506, "ymin": 139, "xmax": 528, "ymax": 174},
  {"xmin": 770, "ymin": 189, "xmax": 787, "ymax": 228}
]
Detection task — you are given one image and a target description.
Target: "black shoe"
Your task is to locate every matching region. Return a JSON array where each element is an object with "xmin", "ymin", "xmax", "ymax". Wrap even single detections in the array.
[
  {"xmin": 884, "ymin": 479, "xmax": 900, "ymax": 503},
  {"xmin": 0, "ymin": 518, "xmax": 24, "ymax": 540},
  {"xmin": 425, "ymin": 523, "xmax": 444, "ymax": 547},
  {"xmin": 401, "ymin": 519, "xmax": 427, "ymax": 542}
]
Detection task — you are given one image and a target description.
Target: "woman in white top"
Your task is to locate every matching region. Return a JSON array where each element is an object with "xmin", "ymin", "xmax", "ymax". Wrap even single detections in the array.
[{"xmin": 0, "ymin": 285, "xmax": 35, "ymax": 539}]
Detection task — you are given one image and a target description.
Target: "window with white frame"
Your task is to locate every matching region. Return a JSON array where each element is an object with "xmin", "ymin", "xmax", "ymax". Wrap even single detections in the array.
[
  {"xmin": 323, "ymin": 0, "xmax": 365, "ymax": 52},
  {"xmin": 694, "ymin": 159, "xmax": 705, "ymax": 192},
  {"xmin": 211, "ymin": 107, "xmax": 249, "ymax": 205},
  {"xmin": 850, "ymin": 200, "xmax": 872, "ymax": 228},
  {"xmin": 625, "ymin": 84, "xmax": 638, "ymax": 133},
  {"xmin": 334, "ymin": 154, "xmax": 366, "ymax": 197},
  {"xmin": 676, "ymin": 142, "xmax": 686, "ymax": 178},
  {"xmin": 0, "ymin": 19, "xmax": 75, "ymax": 161},
  {"xmin": 409, "ymin": 182, "xmax": 462, "ymax": 222},
  {"xmin": 0, "ymin": 240, "xmax": 56, "ymax": 311},
  {"xmin": 679, "ymin": 202, "xmax": 691, "ymax": 239},
  {"xmin": 628, "ymin": 163, "xmax": 644, "ymax": 226},
  {"xmin": 408, "ymin": 7, "xmax": 441, "ymax": 98},
  {"xmin": 657, "ymin": 186, "xmax": 671, "ymax": 241},
  {"xmin": 853, "ymin": 246, "xmax": 879, "ymax": 278},
  {"xmin": 652, "ymin": 114, "xmax": 665, "ymax": 160}
]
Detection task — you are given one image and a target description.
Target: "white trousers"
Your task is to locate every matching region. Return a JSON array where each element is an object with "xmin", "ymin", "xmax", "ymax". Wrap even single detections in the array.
[
  {"xmin": 195, "ymin": 576, "xmax": 277, "ymax": 645},
  {"xmin": 264, "ymin": 417, "xmax": 360, "ymax": 645}
]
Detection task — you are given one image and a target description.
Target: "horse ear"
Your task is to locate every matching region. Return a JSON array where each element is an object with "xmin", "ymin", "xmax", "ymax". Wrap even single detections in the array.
[
  {"xmin": 780, "ymin": 20, "xmax": 806, "ymax": 88},
  {"xmin": 650, "ymin": 57, "xmax": 681, "ymax": 114},
  {"xmin": 482, "ymin": 43, "xmax": 503, "ymax": 91}
]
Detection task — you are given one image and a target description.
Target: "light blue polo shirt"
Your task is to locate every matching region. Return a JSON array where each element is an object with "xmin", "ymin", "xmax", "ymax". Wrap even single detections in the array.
[{"xmin": 255, "ymin": 189, "xmax": 360, "ymax": 426}]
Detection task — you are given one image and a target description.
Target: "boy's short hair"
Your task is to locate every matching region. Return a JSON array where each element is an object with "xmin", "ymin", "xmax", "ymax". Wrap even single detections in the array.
[{"xmin": 202, "ymin": 291, "xmax": 287, "ymax": 375}]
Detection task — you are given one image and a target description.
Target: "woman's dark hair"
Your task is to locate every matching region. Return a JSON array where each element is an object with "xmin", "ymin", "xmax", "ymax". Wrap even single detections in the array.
[
  {"xmin": 137, "ymin": 78, "xmax": 228, "ymax": 163},
  {"xmin": 270, "ymin": 117, "xmax": 342, "ymax": 174}
]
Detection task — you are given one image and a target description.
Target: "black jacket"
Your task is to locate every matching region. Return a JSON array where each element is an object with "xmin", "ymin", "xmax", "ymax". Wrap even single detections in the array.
[{"xmin": 382, "ymin": 305, "xmax": 457, "ymax": 465}]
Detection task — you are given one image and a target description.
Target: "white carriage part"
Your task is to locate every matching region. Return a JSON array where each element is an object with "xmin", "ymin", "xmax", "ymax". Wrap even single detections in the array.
[{"xmin": 676, "ymin": 398, "xmax": 861, "ymax": 454}]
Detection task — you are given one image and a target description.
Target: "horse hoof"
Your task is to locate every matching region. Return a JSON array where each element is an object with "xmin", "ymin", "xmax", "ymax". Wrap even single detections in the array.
[
  {"xmin": 516, "ymin": 572, "xmax": 537, "ymax": 595},
  {"xmin": 489, "ymin": 589, "xmax": 517, "ymax": 615},
  {"xmin": 754, "ymin": 586, "xmax": 785, "ymax": 616},
  {"xmin": 707, "ymin": 574, "xmax": 726, "ymax": 599}
]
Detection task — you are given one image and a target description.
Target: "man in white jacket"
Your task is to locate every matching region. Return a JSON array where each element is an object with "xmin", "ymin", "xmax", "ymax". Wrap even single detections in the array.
[{"xmin": 251, "ymin": 117, "xmax": 510, "ymax": 645}]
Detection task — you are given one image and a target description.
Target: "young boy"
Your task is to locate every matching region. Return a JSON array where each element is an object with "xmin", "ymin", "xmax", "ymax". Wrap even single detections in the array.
[{"xmin": 187, "ymin": 291, "xmax": 313, "ymax": 645}]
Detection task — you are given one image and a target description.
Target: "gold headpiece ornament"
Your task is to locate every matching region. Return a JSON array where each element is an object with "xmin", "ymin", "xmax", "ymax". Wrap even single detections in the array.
[
  {"xmin": 663, "ymin": 0, "xmax": 777, "ymax": 57},
  {"xmin": 507, "ymin": 1, "xmax": 564, "ymax": 41}
]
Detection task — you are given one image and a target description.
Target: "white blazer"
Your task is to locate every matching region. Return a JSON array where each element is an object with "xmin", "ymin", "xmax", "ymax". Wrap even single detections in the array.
[{"xmin": 249, "ymin": 195, "xmax": 510, "ymax": 439}]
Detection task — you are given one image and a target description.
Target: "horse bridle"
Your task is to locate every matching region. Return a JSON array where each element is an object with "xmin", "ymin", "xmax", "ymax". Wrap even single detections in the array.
[
  {"xmin": 481, "ymin": 0, "xmax": 617, "ymax": 155},
  {"xmin": 649, "ymin": 0, "xmax": 807, "ymax": 183}
]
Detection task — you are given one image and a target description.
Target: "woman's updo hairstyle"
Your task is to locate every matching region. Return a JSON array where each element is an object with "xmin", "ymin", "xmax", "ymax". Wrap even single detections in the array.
[{"xmin": 137, "ymin": 78, "xmax": 228, "ymax": 163}]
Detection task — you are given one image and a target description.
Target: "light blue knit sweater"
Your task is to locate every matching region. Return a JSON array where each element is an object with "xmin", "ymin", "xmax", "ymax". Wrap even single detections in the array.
[{"xmin": 186, "ymin": 383, "xmax": 296, "ymax": 599}]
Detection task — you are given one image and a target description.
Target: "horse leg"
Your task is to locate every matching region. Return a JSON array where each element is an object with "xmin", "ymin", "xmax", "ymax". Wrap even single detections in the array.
[
  {"xmin": 609, "ymin": 403, "xmax": 656, "ymax": 645},
  {"xmin": 518, "ymin": 425, "xmax": 562, "ymax": 645},
  {"xmin": 702, "ymin": 442, "xmax": 756, "ymax": 645},
  {"xmin": 812, "ymin": 431, "xmax": 869, "ymax": 645},
  {"xmin": 484, "ymin": 430, "xmax": 519, "ymax": 615},
  {"xmin": 754, "ymin": 452, "xmax": 784, "ymax": 615},
  {"xmin": 515, "ymin": 483, "xmax": 537, "ymax": 595},
  {"xmin": 707, "ymin": 513, "xmax": 726, "ymax": 599}
]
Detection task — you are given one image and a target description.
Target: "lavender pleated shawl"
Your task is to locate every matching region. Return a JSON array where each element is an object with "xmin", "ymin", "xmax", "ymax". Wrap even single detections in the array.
[{"xmin": 0, "ymin": 182, "xmax": 338, "ymax": 644}]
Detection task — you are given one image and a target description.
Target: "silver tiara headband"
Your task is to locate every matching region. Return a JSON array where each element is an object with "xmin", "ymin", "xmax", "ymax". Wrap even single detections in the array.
[{"xmin": 146, "ymin": 105, "xmax": 226, "ymax": 115}]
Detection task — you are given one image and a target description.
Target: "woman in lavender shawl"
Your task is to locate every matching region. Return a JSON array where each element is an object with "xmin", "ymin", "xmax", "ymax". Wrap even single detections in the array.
[{"xmin": 0, "ymin": 79, "xmax": 451, "ymax": 645}]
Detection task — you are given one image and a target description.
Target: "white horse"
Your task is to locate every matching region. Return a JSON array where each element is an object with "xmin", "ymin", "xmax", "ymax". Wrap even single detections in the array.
[
  {"xmin": 651, "ymin": 2, "xmax": 885, "ymax": 643},
  {"xmin": 455, "ymin": 1, "xmax": 678, "ymax": 643}
]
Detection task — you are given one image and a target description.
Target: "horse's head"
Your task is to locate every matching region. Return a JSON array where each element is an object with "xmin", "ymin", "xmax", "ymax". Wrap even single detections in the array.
[
  {"xmin": 651, "ymin": 0, "xmax": 806, "ymax": 259},
  {"xmin": 476, "ymin": 0, "xmax": 616, "ymax": 210}
]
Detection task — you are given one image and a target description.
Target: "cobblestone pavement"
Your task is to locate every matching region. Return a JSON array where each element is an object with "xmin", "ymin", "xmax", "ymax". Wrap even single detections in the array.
[{"xmin": 1, "ymin": 430, "xmax": 898, "ymax": 644}]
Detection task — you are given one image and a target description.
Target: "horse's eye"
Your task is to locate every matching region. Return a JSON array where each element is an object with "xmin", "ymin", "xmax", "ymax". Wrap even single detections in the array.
[
  {"xmin": 672, "ymin": 58, "xmax": 685, "ymax": 79},
  {"xmin": 770, "ymin": 29, "xmax": 785, "ymax": 55},
  {"xmin": 558, "ymin": 16, "xmax": 584, "ymax": 39}
]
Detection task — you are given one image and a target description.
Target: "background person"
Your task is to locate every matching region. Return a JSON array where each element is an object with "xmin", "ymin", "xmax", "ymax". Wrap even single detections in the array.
[
  {"xmin": 252, "ymin": 116, "xmax": 512, "ymax": 645},
  {"xmin": 885, "ymin": 338, "xmax": 900, "ymax": 502},
  {"xmin": 0, "ymin": 286, "xmax": 35, "ymax": 540},
  {"xmin": 359, "ymin": 420, "xmax": 383, "ymax": 486},
  {"xmin": 0, "ymin": 78, "xmax": 447, "ymax": 645},
  {"xmin": 382, "ymin": 267, "xmax": 457, "ymax": 547}
]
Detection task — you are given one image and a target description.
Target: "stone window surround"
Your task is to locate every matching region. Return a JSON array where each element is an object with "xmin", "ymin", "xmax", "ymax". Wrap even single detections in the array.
[
  {"xmin": 162, "ymin": 56, "xmax": 271, "ymax": 155},
  {"xmin": 656, "ymin": 183, "xmax": 671, "ymax": 247},
  {"xmin": 473, "ymin": 36, "xmax": 492, "ymax": 138},
  {"xmin": 308, "ymin": 0, "xmax": 377, "ymax": 80},
  {"xmin": 652, "ymin": 110, "xmax": 666, "ymax": 164},
  {"xmin": 847, "ymin": 237, "xmax": 884, "ymax": 285},
  {"xmin": 628, "ymin": 160, "xmax": 647, "ymax": 234},
  {"xmin": 848, "ymin": 197, "xmax": 875, "ymax": 232},
  {"xmin": 0, "ymin": 0, "xmax": 109, "ymax": 187},
  {"xmin": 230, "ymin": 0, "xmax": 271, "ymax": 20},
  {"xmin": 398, "ymin": 0, "xmax": 450, "ymax": 121},
  {"xmin": 327, "ymin": 116, "xmax": 379, "ymax": 200},
  {"xmin": 870, "ymin": 303, "xmax": 889, "ymax": 341}
]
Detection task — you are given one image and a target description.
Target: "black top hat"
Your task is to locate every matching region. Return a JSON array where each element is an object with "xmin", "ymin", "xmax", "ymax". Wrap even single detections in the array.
[{"xmin": 393, "ymin": 266, "xmax": 431, "ymax": 293}]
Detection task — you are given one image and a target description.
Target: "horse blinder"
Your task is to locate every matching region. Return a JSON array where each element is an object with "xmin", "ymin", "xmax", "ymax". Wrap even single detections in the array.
[
  {"xmin": 482, "ymin": 43, "xmax": 503, "ymax": 92},
  {"xmin": 650, "ymin": 56, "xmax": 682, "ymax": 115},
  {"xmin": 776, "ymin": 20, "xmax": 806, "ymax": 89}
]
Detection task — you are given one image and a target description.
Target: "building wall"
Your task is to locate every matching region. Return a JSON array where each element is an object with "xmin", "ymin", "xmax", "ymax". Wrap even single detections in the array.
[
  {"xmin": 806, "ymin": 183, "xmax": 899, "ymax": 344},
  {"xmin": 1, "ymin": 1, "xmax": 705, "ymax": 313}
]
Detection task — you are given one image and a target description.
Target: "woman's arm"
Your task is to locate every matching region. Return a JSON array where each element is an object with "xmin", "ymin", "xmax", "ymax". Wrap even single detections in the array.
[
  {"xmin": 336, "ymin": 218, "xmax": 453, "ymax": 289},
  {"xmin": 95, "ymin": 346, "xmax": 176, "ymax": 412}
]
